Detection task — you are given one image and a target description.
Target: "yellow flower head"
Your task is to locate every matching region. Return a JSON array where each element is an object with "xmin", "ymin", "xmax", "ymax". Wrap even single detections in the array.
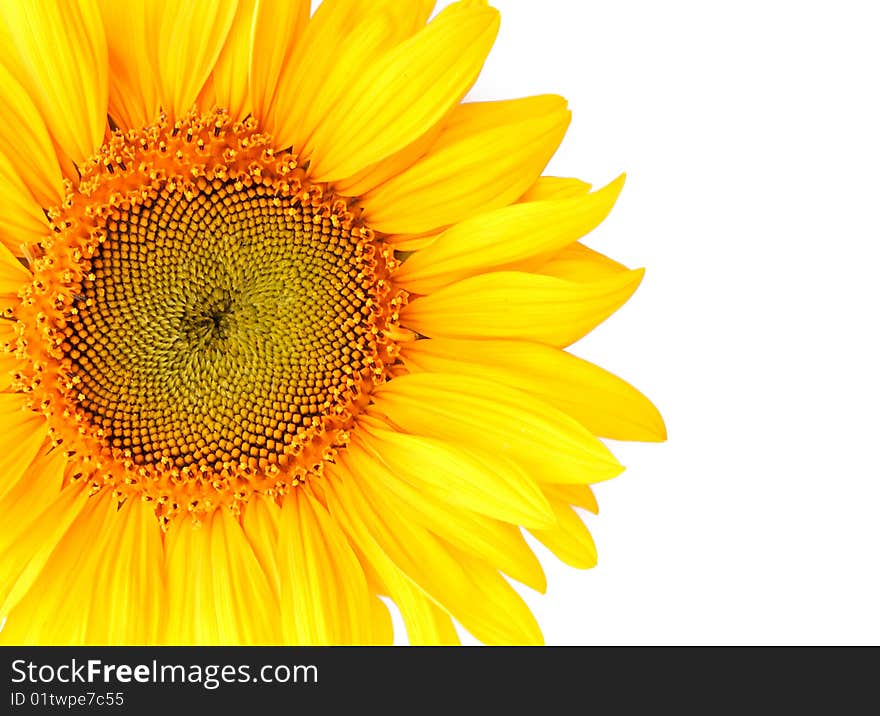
[{"xmin": 0, "ymin": 0, "xmax": 664, "ymax": 645}]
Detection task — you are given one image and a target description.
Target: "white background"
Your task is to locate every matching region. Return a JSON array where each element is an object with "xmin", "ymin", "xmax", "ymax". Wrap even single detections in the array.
[{"xmin": 427, "ymin": 0, "xmax": 880, "ymax": 645}]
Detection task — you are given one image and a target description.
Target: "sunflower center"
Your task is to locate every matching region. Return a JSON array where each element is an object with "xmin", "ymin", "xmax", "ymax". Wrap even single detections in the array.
[
  {"xmin": 16, "ymin": 111, "xmax": 406, "ymax": 520},
  {"xmin": 69, "ymin": 175, "xmax": 372, "ymax": 472}
]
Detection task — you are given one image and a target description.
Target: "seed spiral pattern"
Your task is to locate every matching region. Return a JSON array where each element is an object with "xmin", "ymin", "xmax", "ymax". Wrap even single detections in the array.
[
  {"xmin": 14, "ymin": 111, "xmax": 407, "ymax": 520},
  {"xmin": 71, "ymin": 179, "xmax": 376, "ymax": 471}
]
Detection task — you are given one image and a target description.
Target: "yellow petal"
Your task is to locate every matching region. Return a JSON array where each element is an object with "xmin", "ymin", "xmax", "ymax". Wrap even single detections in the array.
[
  {"xmin": 529, "ymin": 500, "xmax": 599, "ymax": 570},
  {"xmin": 334, "ymin": 491, "xmax": 460, "ymax": 644},
  {"xmin": 384, "ymin": 162, "xmax": 600, "ymax": 253},
  {"xmin": 164, "ymin": 509, "xmax": 279, "ymax": 645},
  {"xmin": 208, "ymin": 508, "xmax": 279, "ymax": 644},
  {"xmin": 210, "ymin": 0, "xmax": 258, "ymax": 120},
  {"xmin": 440, "ymin": 93, "xmax": 565, "ymax": 144},
  {"xmin": 391, "ymin": 0, "xmax": 437, "ymax": 32},
  {"xmin": 0, "ymin": 63, "xmax": 64, "ymax": 207},
  {"xmin": 264, "ymin": 0, "xmax": 431, "ymax": 152},
  {"xmin": 387, "ymin": 232, "xmax": 442, "ymax": 252},
  {"xmin": 296, "ymin": 12, "xmax": 403, "ymax": 157},
  {"xmin": 0, "ymin": 488, "xmax": 109, "ymax": 645},
  {"xmin": 241, "ymin": 494, "xmax": 281, "ymax": 595},
  {"xmin": 359, "ymin": 424, "xmax": 555, "ymax": 529},
  {"xmin": 294, "ymin": 1, "xmax": 437, "ymax": 161},
  {"xmin": 162, "ymin": 514, "xmax": 210, "ymax": 644},
  {"xmin": 368, "ymin": 595, "xmax": 394, "ymax": 646},
  {"xmin": 153, "ymin": 0, "xmax": 238, "ymax": 118},
  {"xmin": 248, "ymin": 0, "xmax": 317, "ymax": 132},
  {"xmin": 387, "ymin": 575, "xmax": 461, "ymax": 646},
  {"xmin": 371, "ymin": 372, "xmax": 623, "ymax": 484},
  {"xmin": 543, "ymin": 483, "xmax": 599, "ymax": 515},
  {"xmin": 0, "ymin": 0, "xmax": 108, "ymax": 166},
  {"xmin": 0, "ymin": 244, "xmax": 31, "ymax": 296},
  {"xmin": 327, "ymin": 470, "xmax": 540, "ymax": 645},
  {"xmin": 535, "ymin": 241, "xmax": 630, "ymax": 283},
  {"xmin": 346, "ymin": 439, "xmax": 546, "ymax": 592},
  {"xmin": 259, "ymin": 0, "xmax": 361, "ymax": 146},
  {"xmin": 278, "ymin": 486, "xmax": 376, "ymax": 645},
  {"xmin": 96, "ymin": 0, "xmax": 160, "ymax": 129},
  {"xmin": 401, "ymin": 268, "xmax": 645, "ymax": 348},
  {"xmin": 0, "ymin": 445, "xmax": 65, "ymax": 552},
  {"xmin": 305, "ymin": 2, "xmax": 499, "ymax": 182},
  {"xmin": 332, "ymin": 117, "xmax": 446, "ymax": 198},
  {"xmin": 85, "ymin": 496, "xmax": 165, "ymax": 644},
  {"xmin": 396, "ymin": 175, "xmax": 625, "ymax": 294},
  {"xmin": 195, "ymin": 72, "xmax": 218, "ymax": 115},
  {"xmin": 401, "ymin": 337, "xmax": 667, "ymax": 442},
  {"xmin": 327, "ymin": 457, "xmax": 460, "ymax": 646},
  {"xmin": 0, "ymin": 393, "xmax": 47, "ymax": 502},
  {"xmin": 445, "ymin": 545, "xmax": 543, "ymax": 645},
  {"xmin": 361, "ymin": 95, "xmax": 571, "ymax": 234},
  {"xmin": 519, "ymin": 176, "xmax": 593, "ymax": 202},
  {"xmin": 336, "ymin": 56, "xmax": 555, "ymax": 198},
  {"xmin": 0, "ymin": 448, "xmax": 82, "ymax": 616},
  {"xmin": 0, "ymin": 151, "xmax": 52, "ymax": 256}
]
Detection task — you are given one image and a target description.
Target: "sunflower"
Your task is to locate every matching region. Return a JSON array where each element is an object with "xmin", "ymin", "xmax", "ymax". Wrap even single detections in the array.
[{"xmin": 0, "ymin": 0, "xmax": 664, "ymax": 646}]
